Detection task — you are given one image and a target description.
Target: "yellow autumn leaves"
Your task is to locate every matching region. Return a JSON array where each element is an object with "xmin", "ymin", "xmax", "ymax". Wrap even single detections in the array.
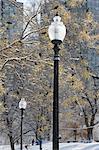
[
  {"xmin": 67, "ymin": 0, "xmax": 84, "ymax": 7},
  {"xmin": 67, "ymin": 74, "xmax": 84, "ymax": 91},
  {"xmin": 0, "ymin": 83, "xmax": 5, "ymax": 112},
  {"xmin": 0, "ymin": 83, "xmax": 5, "ymax": 95},
  {"xmin": 0, "ymin": 102, "xmax": 5, "ymax": 112},
  {"xmin": 79, "ymin": 30, "xmax": 91, "ymax": 41}
]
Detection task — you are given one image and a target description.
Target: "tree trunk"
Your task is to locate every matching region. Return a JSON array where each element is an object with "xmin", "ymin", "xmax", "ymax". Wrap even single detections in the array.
[
  {"xmin": 9, "ymin": 135, "xmax": 15, "ymax": 150},
  {"xmin": 35, "ymin": 130, "xmax": 38, "ymax": 141},
  {"xmin": 74, "ymin": 129, "xmax": 77, "ymax": 141},
  {"xmin": 87, "ymin": 128, "xmax": 93, "ymax": 141}
]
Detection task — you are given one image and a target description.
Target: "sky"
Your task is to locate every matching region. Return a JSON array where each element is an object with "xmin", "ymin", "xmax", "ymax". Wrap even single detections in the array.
[
  {"xmin": 18, "ymin": 0, "xmax": 29, "ymax": 5},
  {"xmin": 17, "ymin": 0, "xmax": 41, "ymax": 8},
  {"xmin": 18, "ymin": 0, "xmax": 40, "ymax": 4}
]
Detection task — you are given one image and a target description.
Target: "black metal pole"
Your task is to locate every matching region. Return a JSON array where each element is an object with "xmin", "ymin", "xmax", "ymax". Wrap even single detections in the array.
[
  {"xmin": 53, "ymin": 44, "xmax": 60, "ymax": 150},
  {"xmin": 20, "ymin": 109, "xmax": 23, "ymax": 150}
]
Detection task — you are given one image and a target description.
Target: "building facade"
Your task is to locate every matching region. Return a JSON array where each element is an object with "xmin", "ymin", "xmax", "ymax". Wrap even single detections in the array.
[
  {"xmin": 0, "ymin": 0, "xmax": 23, "ymax": 144},
  {"xmin": 87, "ymin": 0, "xmax": 99, "ymax": 76},
  {"xmin": 87, "ymin": 0, "xmax": 99, "ymax": 21},
  {"xmin": 0, "ymin": 0, "xmax": 23, "ymax": 41}
]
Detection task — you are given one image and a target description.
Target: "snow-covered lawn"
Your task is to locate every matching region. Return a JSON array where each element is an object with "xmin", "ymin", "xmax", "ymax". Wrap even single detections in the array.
[{"xmin": 1, "ymin": 142, "xmax": 99, "ymax": 150}]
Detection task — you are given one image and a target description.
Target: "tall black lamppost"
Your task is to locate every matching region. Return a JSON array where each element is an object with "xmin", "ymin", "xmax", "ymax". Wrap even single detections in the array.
[
  {"xmin": 48, "ymin": 14, "xmax": 66, "ymax": 150},
  {"xmin": 19, "ymin": 98, "xmax": 27, "ymax": 150}
]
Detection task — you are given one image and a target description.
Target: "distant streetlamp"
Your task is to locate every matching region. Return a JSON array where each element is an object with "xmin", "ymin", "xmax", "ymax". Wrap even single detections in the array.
[
  {"xmin": 80, "ymin": 111, "xmax": 83, "ymax": 140},
  {"xmin": 48, "ymin": 14, "xmax": 66, "ymax": 150},
  {"xmin": 19, "ymin": 98, "xmax": 27, "ymax": 150}
]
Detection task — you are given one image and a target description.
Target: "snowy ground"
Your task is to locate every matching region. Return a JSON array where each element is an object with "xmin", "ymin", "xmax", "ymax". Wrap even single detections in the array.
[{"xmin": 1, "ymin": 142, "xmax": 99, "ymax": 150}]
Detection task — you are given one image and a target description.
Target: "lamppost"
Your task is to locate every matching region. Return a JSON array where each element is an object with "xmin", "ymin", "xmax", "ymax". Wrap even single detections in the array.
[
  {"xmin": 19, "ymin": 98, "xmax": 27, "ymax": 150},
  {"xmin": 48, "ymin": 14, "xmax": 66, "ymax": 150},
  {"xmin": 80, "ymin": 111, "xmax": 83, "ymax": 141}
]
